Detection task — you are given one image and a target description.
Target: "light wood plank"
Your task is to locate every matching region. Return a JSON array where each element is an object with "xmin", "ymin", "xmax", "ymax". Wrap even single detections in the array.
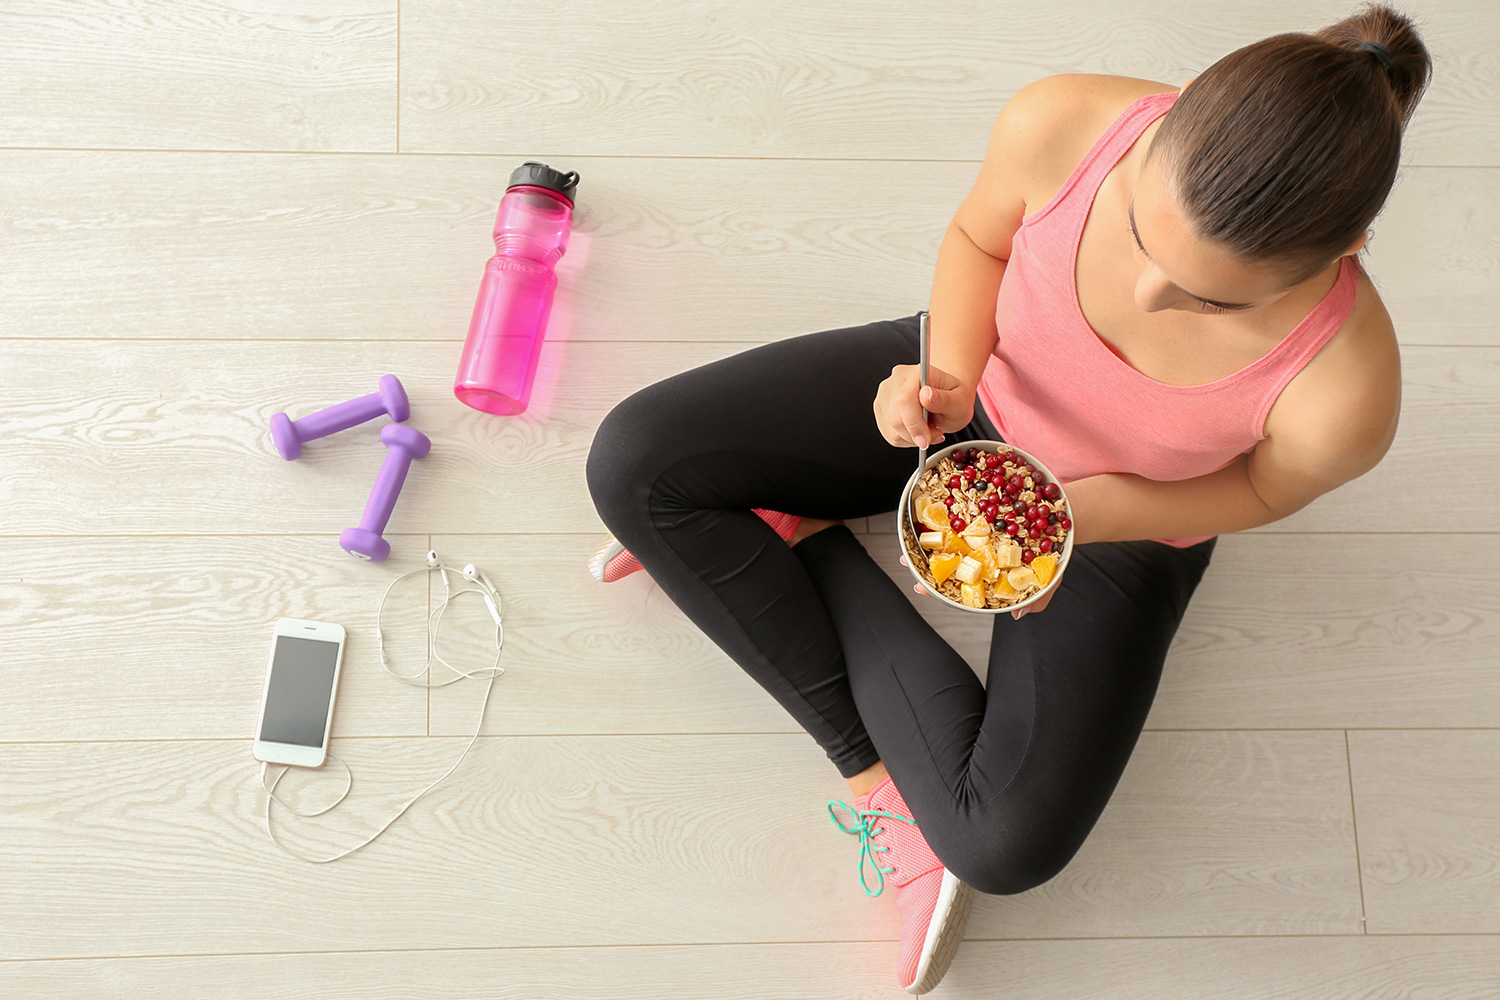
[
  {"xmin": 425, "ymin": 533, "xmax": 805, "ymax": 739},
  {"xmin": 1349, "ymin": 730, "xmax": 1500, "ymax": 934},
  {"xmin": 16, "ymin": 528, "xmax": 1484, "ymax": 746},
  {"xmin": 0, "ymin": 0, "xmax": 396, "ymax": 151},
  {"xmin": 6, "ymin": 935, "xmax": 1500, "ymax": 999},
  {"xmin": 0, "ymin": 339, "xmax": 734, "ymax": 537},
  {"xmin": 1150, "ymin": 533, "xmax": 1500, "ymax": 729},
  {"xmin": 0, "ymin": 151, "xmax": 1487, "ymax": 346},
  {"xmin": 0, "ymin": 537, "xmax": 433, "ymax": 743},
  {"xmin": 399, "ymin": 0, "xmax": 1489, "ymax": 164},
  {"xmin": 0, "ymin": 150, "xmax": 958, "ymax": 343},
  {"xmin": 3, "ymin": 342, "xmax": 1498, "ymax": 537},
  {"xmin": 0, "ymin": 731, "xmax": 1358, "ymax": 960}
]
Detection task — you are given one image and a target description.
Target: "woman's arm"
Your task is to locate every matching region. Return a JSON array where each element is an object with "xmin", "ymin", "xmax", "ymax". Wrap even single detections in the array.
[
  {"xmin": 1065, "ymin": 459, "xmax": 1279, "ymax": 544},
  {"xmin": 929, "ymin": 76, "xmax": 1068, "ymax": 402},
  {"xmin": 926, "ymin": 220, "xmax": 1006, "ymax": 410},
  {"xmin": 1068, "ymin": 335, "xmax": 1402, "ymax": 544}
]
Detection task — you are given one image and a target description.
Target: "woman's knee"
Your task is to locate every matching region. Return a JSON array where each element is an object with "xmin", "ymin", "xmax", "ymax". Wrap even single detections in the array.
[
  {"xmin": 945, "ymin": 823, "xmax": 1085, "ymax": 897},
  {"xmin": 586, "ymin": 388, "xmax": 663, "ymax": 531}
]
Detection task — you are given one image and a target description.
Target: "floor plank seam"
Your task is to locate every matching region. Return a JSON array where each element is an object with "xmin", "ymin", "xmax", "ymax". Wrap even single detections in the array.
[
  {"xmin": 4, "ymin": 727, "xmax": 1498, "ymax": 748},
  {"xmin": 7, "ymin": 931, "xmax": 1499, "ymax": 965}
]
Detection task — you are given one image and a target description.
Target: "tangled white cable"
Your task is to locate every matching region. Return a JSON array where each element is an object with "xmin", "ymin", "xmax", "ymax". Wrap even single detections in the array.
[{"xmin": 258, "ymin": 550, "xmax": 504, "ymax": 863}]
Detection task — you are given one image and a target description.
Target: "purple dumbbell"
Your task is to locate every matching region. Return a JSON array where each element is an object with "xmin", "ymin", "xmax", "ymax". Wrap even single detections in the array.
[
  {"xmin": 270, "ymin": 374, "xmax": 410, "ymax": 460},
  {"xmin": 339, "ymin": 424, "xmax": 431, "ymax": 562}
]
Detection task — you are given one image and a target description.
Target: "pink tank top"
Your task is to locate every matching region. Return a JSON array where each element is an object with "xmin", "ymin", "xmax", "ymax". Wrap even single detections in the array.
[{"xmin": 975, "ymin": 89, "xmax": 1361, "ymax": 548}]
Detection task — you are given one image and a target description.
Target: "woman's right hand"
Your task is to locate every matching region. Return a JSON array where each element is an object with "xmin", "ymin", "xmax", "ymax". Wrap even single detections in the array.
[{"xmin": 873, "ymin": 363, "xmax": 974, "ymax": 449}]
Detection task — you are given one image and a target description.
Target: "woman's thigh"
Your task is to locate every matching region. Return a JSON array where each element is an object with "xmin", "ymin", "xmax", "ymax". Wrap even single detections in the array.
[{"xmin": 588, "ymin": 312, "xmax": 934, "ymax": 525}]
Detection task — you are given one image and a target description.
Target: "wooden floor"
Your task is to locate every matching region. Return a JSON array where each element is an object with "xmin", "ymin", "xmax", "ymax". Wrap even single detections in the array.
[{"xmin": 2, "ymin": 2, "xmax": 1497, "ymax": 996}]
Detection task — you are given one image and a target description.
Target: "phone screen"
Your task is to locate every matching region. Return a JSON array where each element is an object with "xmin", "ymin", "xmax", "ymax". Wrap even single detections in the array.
[{"xmin": 260, "ymin": 635, "xmax": 341, "ymax": 747}]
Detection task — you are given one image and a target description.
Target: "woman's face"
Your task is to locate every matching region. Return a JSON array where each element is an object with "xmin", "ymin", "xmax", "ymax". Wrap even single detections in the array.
[{"xmin": 1127, "ymin": 154, "xmax": 1297, "ymax": 317}]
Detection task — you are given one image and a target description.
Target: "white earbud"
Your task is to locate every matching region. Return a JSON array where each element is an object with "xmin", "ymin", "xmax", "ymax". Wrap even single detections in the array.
[
  {"xmin": 427, "ymin": 549, "xmax": 451, "ymax": 591},
  {"xmin": 461, "ymin": 563, "xmax": 502, "ymax": 624}
]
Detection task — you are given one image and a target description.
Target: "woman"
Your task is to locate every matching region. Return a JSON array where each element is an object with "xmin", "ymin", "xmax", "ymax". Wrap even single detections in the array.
[{"xmin": 586, "ymin": 6, "xmax": 1430, "ymax": 994}]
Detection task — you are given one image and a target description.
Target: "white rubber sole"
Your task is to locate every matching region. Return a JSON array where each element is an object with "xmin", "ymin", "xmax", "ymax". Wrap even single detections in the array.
[
  {"xmin": 906, "ymin": 869, "xmax": 975, "ymax": 995},
  {"xmin": 587, "ymin": 535, "xmax": 624, "ymax": 582}
]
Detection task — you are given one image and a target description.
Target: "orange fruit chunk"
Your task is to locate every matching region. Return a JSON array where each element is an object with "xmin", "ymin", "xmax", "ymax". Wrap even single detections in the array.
[
  {"xmin": 991, "ymin": 573, "xmax": 1020, "ymax": 600},
  {"xmin": 918, "ymin": 501, "xmax": 950, "ymax": 532},
  {"xmin": 1031, "ymin": 553, "xmax": 1059, "ymax": 587},
  {"xmin": 940, "ymin": 531, "xmax": 972, "ymax": 557},
  {"xmin": 960, "ymin": 580, "xmax": 986, "ymax": 609},
  {"xmin": 929, "ymin": 551, "xmax": 961, "ymax": 585},
  {"xmin": 969, "ymin": 542, "xmax": 1001, "ymax": 582}
]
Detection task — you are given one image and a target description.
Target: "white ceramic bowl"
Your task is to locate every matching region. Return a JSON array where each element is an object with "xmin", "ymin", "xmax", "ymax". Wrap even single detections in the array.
[{"xmin": 897, "ymin": 441, "xmax": 1074, "ymax": 615}]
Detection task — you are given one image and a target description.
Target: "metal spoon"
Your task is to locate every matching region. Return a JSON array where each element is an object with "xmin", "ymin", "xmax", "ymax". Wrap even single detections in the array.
[{"xmin": 905, "ymin": 311, "xmax": 931, "ymax": 547}]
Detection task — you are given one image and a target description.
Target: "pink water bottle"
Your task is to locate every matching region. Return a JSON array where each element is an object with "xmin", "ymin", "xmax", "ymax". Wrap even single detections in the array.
[{"xmin": 454, "ymin": 161, "xmax": 580, "ymax": 415}]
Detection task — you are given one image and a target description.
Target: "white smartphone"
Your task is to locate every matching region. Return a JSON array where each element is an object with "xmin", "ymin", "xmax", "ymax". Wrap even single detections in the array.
[{"xmin": 253, "ymin": 617, "xmax": 347, "ymax": 768}]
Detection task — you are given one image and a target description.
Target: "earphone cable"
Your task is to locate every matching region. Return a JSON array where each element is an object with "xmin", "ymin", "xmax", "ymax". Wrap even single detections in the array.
[{"xmin": 259, "ymin": 557, "xmax": 503, "ymax": 863}]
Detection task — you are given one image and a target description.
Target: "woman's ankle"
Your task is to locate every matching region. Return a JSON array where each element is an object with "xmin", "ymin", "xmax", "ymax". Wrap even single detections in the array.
[
  {"xmin": 790, "ymin": 517, "xmax": 842, "ymax": 547},
  {"xmin": 847, "ymin": 760, "xmax": 889, "ymax": 800}
]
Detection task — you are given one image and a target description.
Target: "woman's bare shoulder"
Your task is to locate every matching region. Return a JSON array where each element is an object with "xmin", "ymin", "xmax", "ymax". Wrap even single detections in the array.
[{"xmin": 1017, "ymin": 74, "xmax": 1181, "ymax": 210}]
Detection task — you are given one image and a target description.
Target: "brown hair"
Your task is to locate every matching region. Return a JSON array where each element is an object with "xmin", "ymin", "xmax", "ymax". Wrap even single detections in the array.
[{"xmin": 1142, "ymin": 3, "xmax": 1433, "ymax": 288}]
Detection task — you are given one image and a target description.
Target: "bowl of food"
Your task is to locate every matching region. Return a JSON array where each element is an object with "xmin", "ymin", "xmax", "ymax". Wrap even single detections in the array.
[{"xmin": 897, "ymin": 441, "xmax": 1074, "ymax": 614}]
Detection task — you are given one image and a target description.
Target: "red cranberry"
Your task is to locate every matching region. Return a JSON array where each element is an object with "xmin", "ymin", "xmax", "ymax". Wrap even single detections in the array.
[
  {"xmin": 1032, "ymin": 518, "xmax": 1049, "ymax": 532},
  {"xmin": 1021, "ymin": 550, "xmax": 1035, "ymax": 564},
  {"xmin": 1060, "ymin": 517, "xmax": 1072, "ymax": 531},
  {"xmin": 942, "ymin": 496, "xmax": 956, "ymax": 508},
  {"xmin": 1028, "ymin": 526, "xmax": 1042, "ymax": 539},
  {"xmin": 1005, "ymin": 523, "xmax": 1020, "ymax": 536},
  {"xmin": 1040, "ymin": 482, "xmax": 1061, "ymax": 501},
  {"xmin": 1039, "ymin": 538, "xmax": 1053, "ymax": 553},
  {"xmin": 1004, "ymin": 482, "xmax": 1021, "ymax": 496},
  {"xmin": 947, "ymin": 476, "xmax": 961, "ymax": 489},
  {"xmin": 950, "ymin": 517, "xmax": 967, "ymax": 532},
  {"xmin": 1003, "ymin": 450, "xmax": 1016, "ymax": 462}
]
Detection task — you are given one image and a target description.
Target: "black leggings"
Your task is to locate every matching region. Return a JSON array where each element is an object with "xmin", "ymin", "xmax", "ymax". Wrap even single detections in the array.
[{"xmin": 586, "ymin": 312, "xmax": 1217, "ymax": 896}]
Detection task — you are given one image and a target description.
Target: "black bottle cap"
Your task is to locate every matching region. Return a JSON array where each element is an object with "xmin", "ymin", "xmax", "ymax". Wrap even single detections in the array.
[{"xmin": 507, "ymin": 161, "xmax": 579, "ymax": 205}]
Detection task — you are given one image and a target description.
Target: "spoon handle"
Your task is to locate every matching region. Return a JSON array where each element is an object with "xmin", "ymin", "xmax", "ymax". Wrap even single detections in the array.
[{"xmin": 917, "ymin": 311, "xmax": 930, "ymax": 470}]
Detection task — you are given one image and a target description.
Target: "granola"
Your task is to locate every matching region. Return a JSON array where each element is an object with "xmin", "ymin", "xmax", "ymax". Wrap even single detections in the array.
[{"xmin": 901, "ymin": 445, "xmax": 1070, "ymax": 610}]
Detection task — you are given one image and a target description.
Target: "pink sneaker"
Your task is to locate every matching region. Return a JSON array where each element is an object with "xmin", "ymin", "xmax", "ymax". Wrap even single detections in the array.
[
  {"xmin": 828, "ymin": 775, "xmax": 974, "ymax": 994},
  {"xmin": 587, "ymin": 510, "xmax": 804, "ymax": 583}
]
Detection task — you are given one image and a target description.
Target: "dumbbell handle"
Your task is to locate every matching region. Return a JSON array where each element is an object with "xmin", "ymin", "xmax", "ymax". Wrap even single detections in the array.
[
  {"xmin": 358, "ymin": 426, "xmax": 432, "ymax": 536},
  {"xmin": 293, "ymin": 378, "xmax": 406, "ymax": 443}
]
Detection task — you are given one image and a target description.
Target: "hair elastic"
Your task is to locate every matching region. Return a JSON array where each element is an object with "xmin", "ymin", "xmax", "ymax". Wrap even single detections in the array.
[{"xmin": 1356, "ymin": 40, "xmax": 1394, "ymax": 73}]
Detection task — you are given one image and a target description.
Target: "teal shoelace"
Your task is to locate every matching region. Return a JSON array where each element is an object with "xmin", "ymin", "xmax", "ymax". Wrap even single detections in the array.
[{"xmin": 827, "ymin": 799, "xmax": 919, "ymax": 897}]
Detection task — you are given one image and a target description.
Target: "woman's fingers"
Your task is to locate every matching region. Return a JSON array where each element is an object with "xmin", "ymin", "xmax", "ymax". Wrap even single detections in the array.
[
  {"xmin": 917, "ymin": 366, "xmax": 972, "ymax": 432},
  {"xmin": 899, "ymin": 555, "xmax": 929, "ymax": 597},
  {"xmin": 896, "ymin": 394, "xmax": 935, "ymax": 449}
]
